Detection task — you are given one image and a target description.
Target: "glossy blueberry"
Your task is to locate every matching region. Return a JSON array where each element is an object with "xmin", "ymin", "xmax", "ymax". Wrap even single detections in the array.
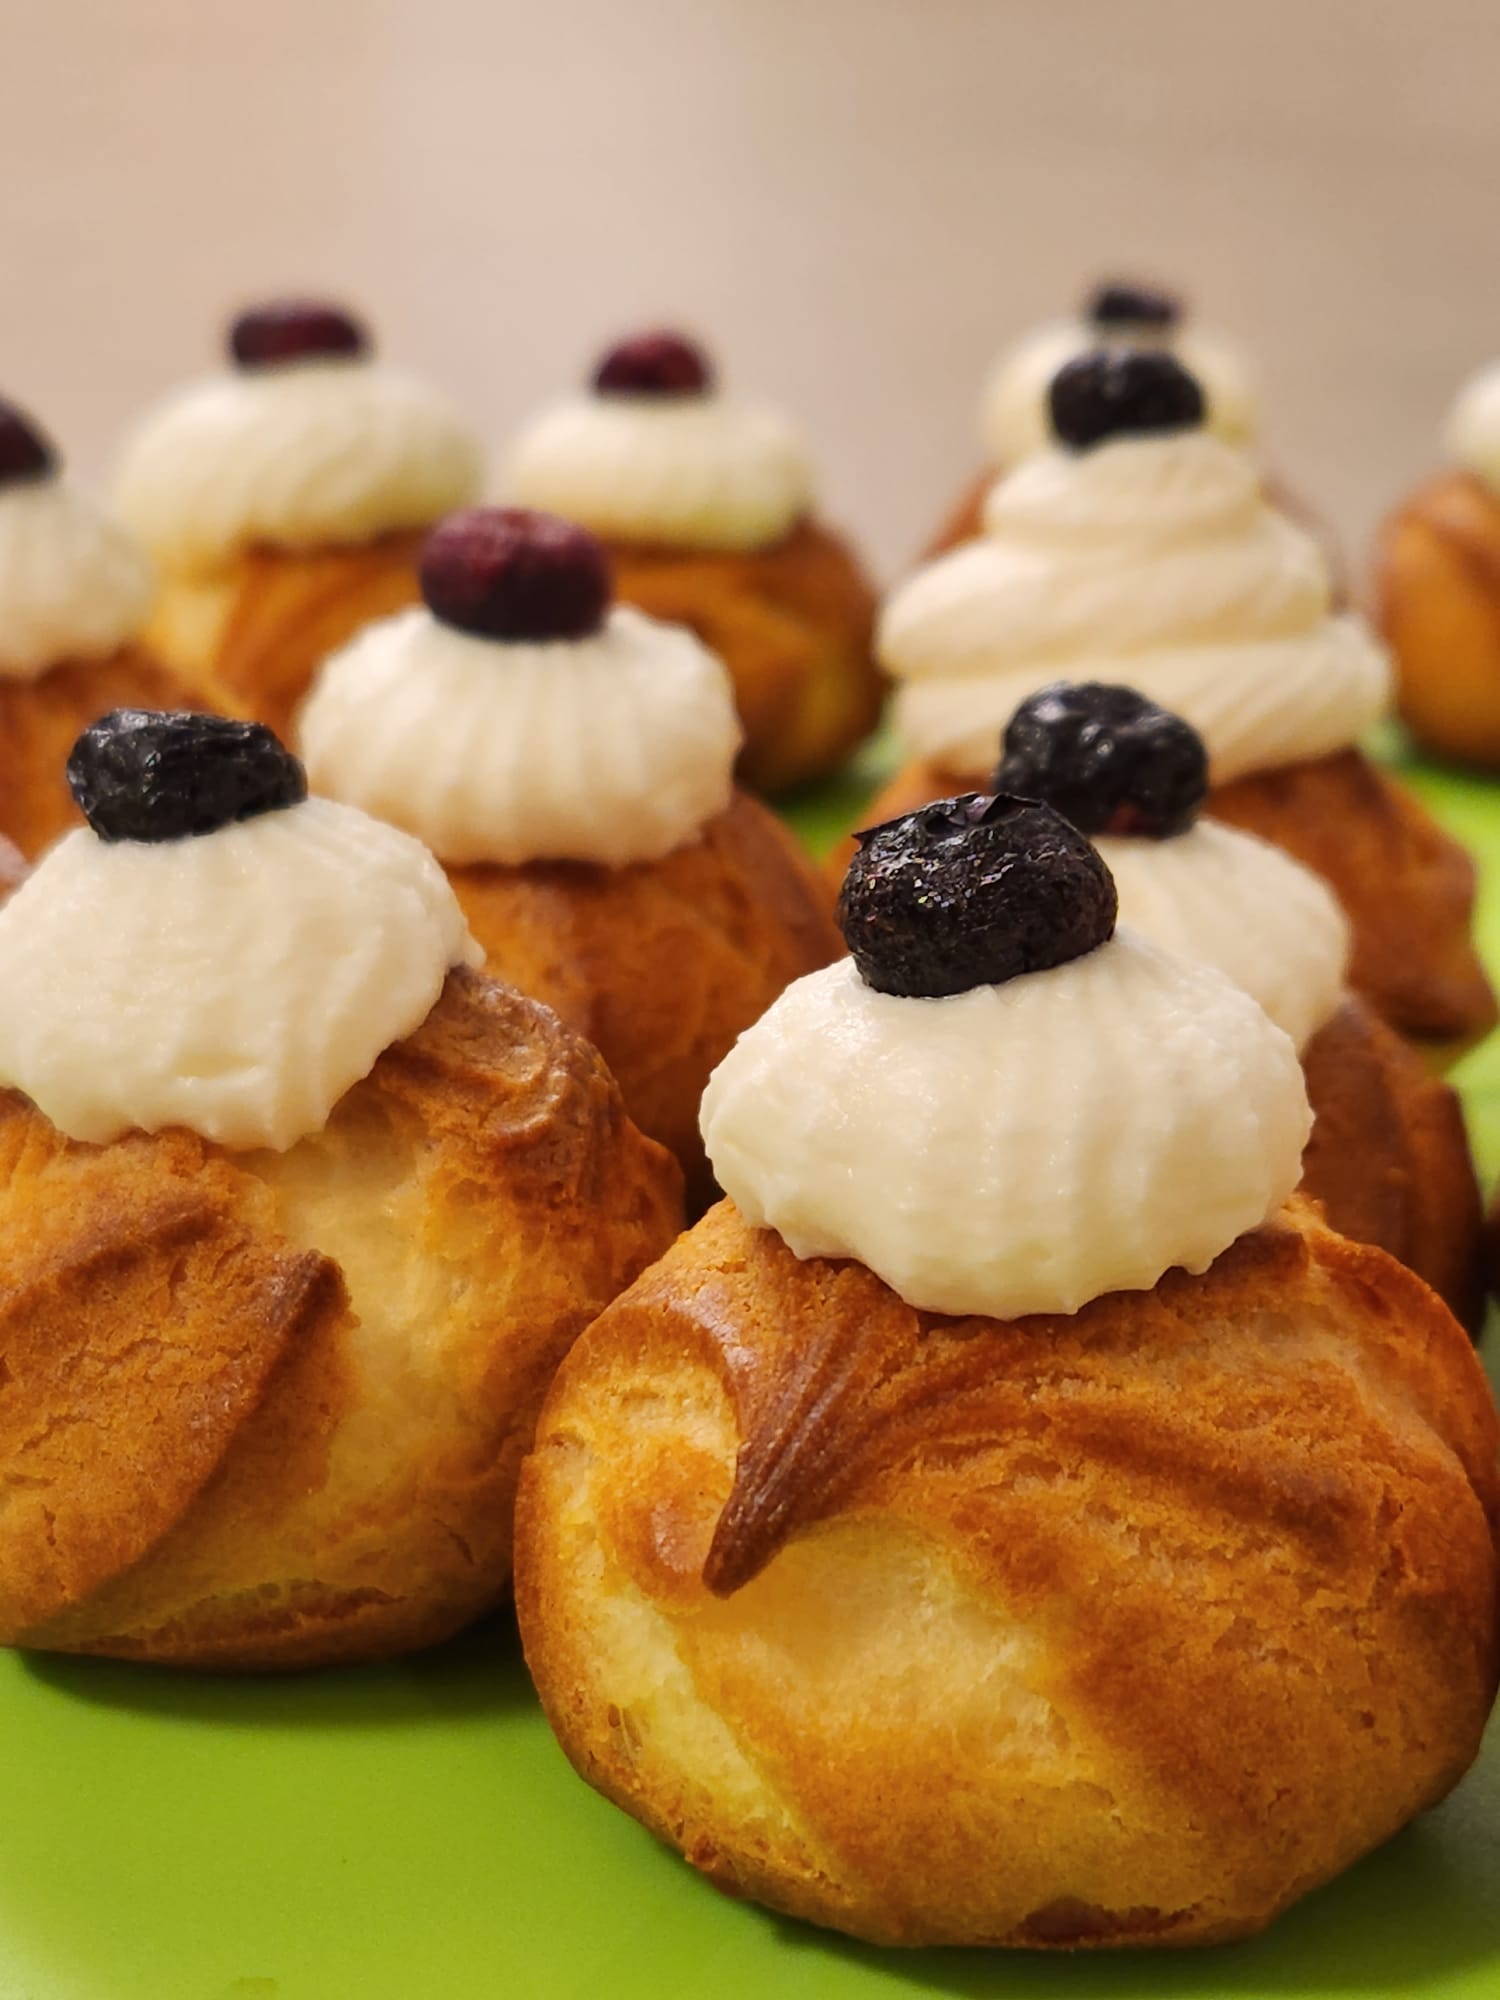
[
  {"xmin": 838, "ymin": 793, "xmax": 1117, "ymax": 998},
  {"xmin": 994, "ymin": 683, "xmax": 1208, "ymax": 839},
  {"xmin": 1048, "ymin": 349, "xmax": 1204, "ymax": 450},
  {"xmin": 1085, "ymin": 281, "xmax": 1181, "ymax": 330},
  {"xmin": 67, "ymin": 710, "xmax": 308, "ymax": 843}
]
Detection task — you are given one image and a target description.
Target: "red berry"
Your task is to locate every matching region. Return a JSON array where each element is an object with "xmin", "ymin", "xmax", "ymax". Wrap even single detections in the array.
[
  {"xmin": 591, "ymin": 330, "xmax": 713, "ymax": 398},
  {"xmin": 0, "ymin": 398, "xmax": 57, "ymax": 485},
  {"xmin": 420, "ymin": 508, "xmax": 612, "ymax": 643},
  {"xmin": 229, "ymin": 300, "xmax": 369, "ymax": 370}
]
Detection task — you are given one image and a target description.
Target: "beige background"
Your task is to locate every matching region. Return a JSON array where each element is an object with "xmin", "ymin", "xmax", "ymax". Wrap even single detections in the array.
[{"xmin": 4, "ymin": 0, "xmax": 1499, "ymax": 577}]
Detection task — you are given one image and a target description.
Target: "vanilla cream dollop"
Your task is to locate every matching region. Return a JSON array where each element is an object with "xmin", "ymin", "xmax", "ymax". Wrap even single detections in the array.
[
  {"xmin": 0, "ymin": 477, "xmax": 153, "ymax": 679},
  {"xmin": 883, "ymin": 432, "xmax": 1390, "ymax": 780},
  {"xmin": 1096, "ymin": 822, "xmax": 1348, "ymax": 1052},
  {"xmin": 702, "ymin": 938, "xmax": 1309, "ymax": 1321},
  {"xmin": 0, "ymin": 799, "xmax": 479, "ymax": 1150},
  {"xmin": 1445, "ymin": 359, "xmax": 1500, "ymax": 495},
  {"xmin": 114, "ymin": 357, "xmax": 483, "ymax": 577},
  {"xmin": 980, "ymin": 316, "xmax": 1257, "ymax": 467},
  {"xmin": 506, "ymin": 395, "xmax": 813, "ymax": 552},
  {"xmin": 299, "ymin": 603, "xmax": 741, "ymax": 867}
]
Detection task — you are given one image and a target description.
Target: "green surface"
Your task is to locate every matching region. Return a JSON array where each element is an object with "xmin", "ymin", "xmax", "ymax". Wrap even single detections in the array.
[{"xmin": 3, "ymin": 742, "xmax": 1500, "ymax": 2000}]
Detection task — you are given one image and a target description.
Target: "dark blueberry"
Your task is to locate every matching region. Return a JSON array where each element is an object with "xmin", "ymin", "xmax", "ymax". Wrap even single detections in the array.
[
  {"xmin": 228, "ymin": 299, "xmax": 369, "ymax": 370},
  {"xmin": 420, "ymin": 507, "xmax": 612, "ymax": 642},
  {"xmin": 1084, "ymin": 280, "xmax": 1181, "ymax": 331},
  {"xmin": 591, "ymin": 330, "xmax": 713, "ymax": 398},
  {"xmin": 1049, "ymin": 349, "xmax": 1204, "ymax": 451},
  {"xmin": 0, "ymin": 398, "xmax": 57, "ymax": 485},
  {"xmin": 67, "ymin": 710, "xmax": 308, "ymax": 844},
  {"xmin": 994, "ymin": 683, "xmax": 1208, "ymax": 840},
  {"xmin": 838, "ymin": 793, "xmax": 1117, "ymax": 999}
]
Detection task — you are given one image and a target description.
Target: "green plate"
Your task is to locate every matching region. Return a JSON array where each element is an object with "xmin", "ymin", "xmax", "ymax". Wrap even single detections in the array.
[{"xmin": 2, "ymin": 741, "xmax": 1498, "ymax": 2000}]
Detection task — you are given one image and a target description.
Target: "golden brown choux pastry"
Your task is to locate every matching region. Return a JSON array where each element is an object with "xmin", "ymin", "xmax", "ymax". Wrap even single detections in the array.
[
  {"xmin": 517, "ymin": 1198, "xmax": 1499, "ymax": 1948},
  {"xmin": 0, "ymin": 395, "xmax": 200, "ymax": 858},
  {"xmin": 1378, "ymin": 466, "xmax": 1500, "ymax": 768},
  {"xmin": 1300, "ymin": 997, "xmax": 1484, "ymax": 1330},
  {"xmin": 519, "ymin": 805, "xmax": 1498, "ymax": 1947},
  {"xmin": 0, "ymin": 714, "xmax": 680, "ymax": 1670},
  {"xmin": 505, "ymin": 330, "xmax": 883, "ymax": 791},
  {"xmin": 299, "ymin": 508, "xmax": 842, "ymax": 1212},
  {"xmin": 113, "ymin": 298, "xmax": 483, "ymax": 736},
  {"xmin": 449, "ymin": 792, "xmax": 840, "ymax": 1211}
]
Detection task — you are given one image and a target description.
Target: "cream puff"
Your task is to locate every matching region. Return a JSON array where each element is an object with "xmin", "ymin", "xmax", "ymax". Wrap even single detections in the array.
[
  {"xmin": 504, "ymin": 330, "xmax": 882, "ymax": 791},
  {"xmin": 298, "ymin": 507, "xmax": 842, "ymax": 1210},
  {"xmin": 0, "ymin": 396, "xmax": 191, "ymax": 858},
  {"xmin": 988, "ymin": 682, "xmax": 1484, "ymax": 1327},
  {"xmin": 0, "ymin": 710, "xmax": 679, "ymax": 1669},
  {"xmin": 872, "ymin": 350, "xmax": 1495, "ymax": 1059},
  {"xmin": 516, "ymin": 794, "xmax": 1500, "ymax": 1948},
  {"xmin": 113, "ymin": 299, "xmax": 483, "ymax": 739},
  {"xmin": 1377, "ymin": 356, "xmax": 1500, "ymax": 767},
  {"xmin": 928, "ymin": 278, "xmax": 1258, "ymax": 555}
]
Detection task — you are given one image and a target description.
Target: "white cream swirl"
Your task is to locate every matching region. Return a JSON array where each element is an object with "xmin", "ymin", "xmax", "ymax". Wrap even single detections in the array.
[
  {"xmin": 114, "ymin": 357, "xmax": 483, "ymax": 577},
  {"xmin": 0, "ymin": 478, "xmax": 154, "ymax": 679},
  {"xmin": 0, "ymin": 798, "xmax": 479, "ymax": 1150},
  {"xmin": 701, "ymin": 938, "xmax": 1309, "ymax": 1321},
  {"xmin": 1095, "ymin": 822, "xmax": 1348, "ymax": 1052},
  {"xmin": 882, "ymin": 433, "xmax": 1390, "ymax": 781},
  {"xmin": 1445, "ymin": 359, "xmax": 1500, "ymax": 495},
  {"xmin": 980, "ymin": 316, "xmax": 1257, "ymax": 466},
  {"xmin": 298, "ymin": 603, "xmax": 741, "ymax": 867},
  {"xmin": 505, "ymin": 395, "xmax": 813, "ymax": 552}
]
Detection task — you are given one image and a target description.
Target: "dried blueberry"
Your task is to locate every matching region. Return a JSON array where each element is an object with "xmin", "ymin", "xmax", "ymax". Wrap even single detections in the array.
[
  {"xmin": 1049, "ymin": 349, "xmax": 1204, "ymax": 450},
  {"xmin": 0, "ymin": 399, "xmax": 57, "ymax": 485},
  {"xmin": 229, "ymin": 299, "xmax": 369, "ymax": 370},
  {"xmin": 592, "ymin": 330, "xmax": 713, "ymax": 398},
  {"xmin": 420, "ymin": 507, "xmax": 612, "ymax": 642},
  {"xmin": 1084, "ymin": 281, "xmax": 1181, "ymax": 331},
  {"xmin": 67, "ymin": 710, "xmax": 308, "ymax": 843},
  {"xmin": 995, "ymin": 683, "xmax": 1208, "ymax": 840},
  {"xmin": 838, "ymin": 793, "xmax": 1117, "ymax": 999}
]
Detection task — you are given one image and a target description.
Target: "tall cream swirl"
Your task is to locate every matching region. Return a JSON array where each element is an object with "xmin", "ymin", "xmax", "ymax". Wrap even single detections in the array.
[
  {"xmin": 114, "ymin": 358, "xmax": 483, "ymax": 577},
  {"xmin": 505, "ymin": 395, "xmax": 813, "ymax": 552},
  {"xmin": 0, "ymin": 478, "xmax": 154, "ymax": 678},
  {"xmin": 701, "ymin": 938, "xmax": 1309, "ymax": 1321},
  {"xmin": 0, "ymin": 798, "xmax": 480, "ymax": 1150},
  {"xmin": 980, "ymin": 316, "xmax": 1257, "ymax": 466},
  {"xmin": 1095, "ymin": 822, "xmax": 1348, "ymax": 1053},
  {"xmin": 1445, "ymin": 359, "xmax": 1500, "ymax": 495},
  {"xmin": 882, "ymin": 433, "xmax": 1390, "ymax": 781},
  {"xmin": 298, "ymin": 603, "xmax": 741, "ymax": 867}
]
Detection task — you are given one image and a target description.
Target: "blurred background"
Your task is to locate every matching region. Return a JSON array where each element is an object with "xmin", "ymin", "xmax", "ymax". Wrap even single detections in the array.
[{"xmin": 5, "ymin": 0, "xmax": 1497, "ymax": 575}]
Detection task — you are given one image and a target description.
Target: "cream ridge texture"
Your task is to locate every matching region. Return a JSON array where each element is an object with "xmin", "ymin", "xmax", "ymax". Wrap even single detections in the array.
[
  {"xmin": 882, "ymin": 432, "xmax": 1391, "ymax": 780},
  {"xmin": 505, "ymin": 393, "xmax": 814, "ymax": 553},
  {"xmin": 298, "ymin": 602, "xmax": 742, "ymax": 868},
  {"xmin": 1096, "ymin": 820, "xmax": 1349, "ymax": 1053},
  {"xmin": 1446, "ymin": 358, "xmax": 1500, "ymax": 496},
  {"xmin": 113, "ymin": 356, "xmax": 483, "ymax": 577},
  {"xmin": 981, "ymin": 315, "xmax": 1257, "ymax": 467},
  {"xmin": 0, "ymin": 797, "xmax": 480, "ymax": 1150},
  {"xmin": 0, "ymin": 476, "xmax": 154, "ymax": 678},
  {"xmin": 700, "ymin": 937, "xmax": 1310, "ymax": 1321}
]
